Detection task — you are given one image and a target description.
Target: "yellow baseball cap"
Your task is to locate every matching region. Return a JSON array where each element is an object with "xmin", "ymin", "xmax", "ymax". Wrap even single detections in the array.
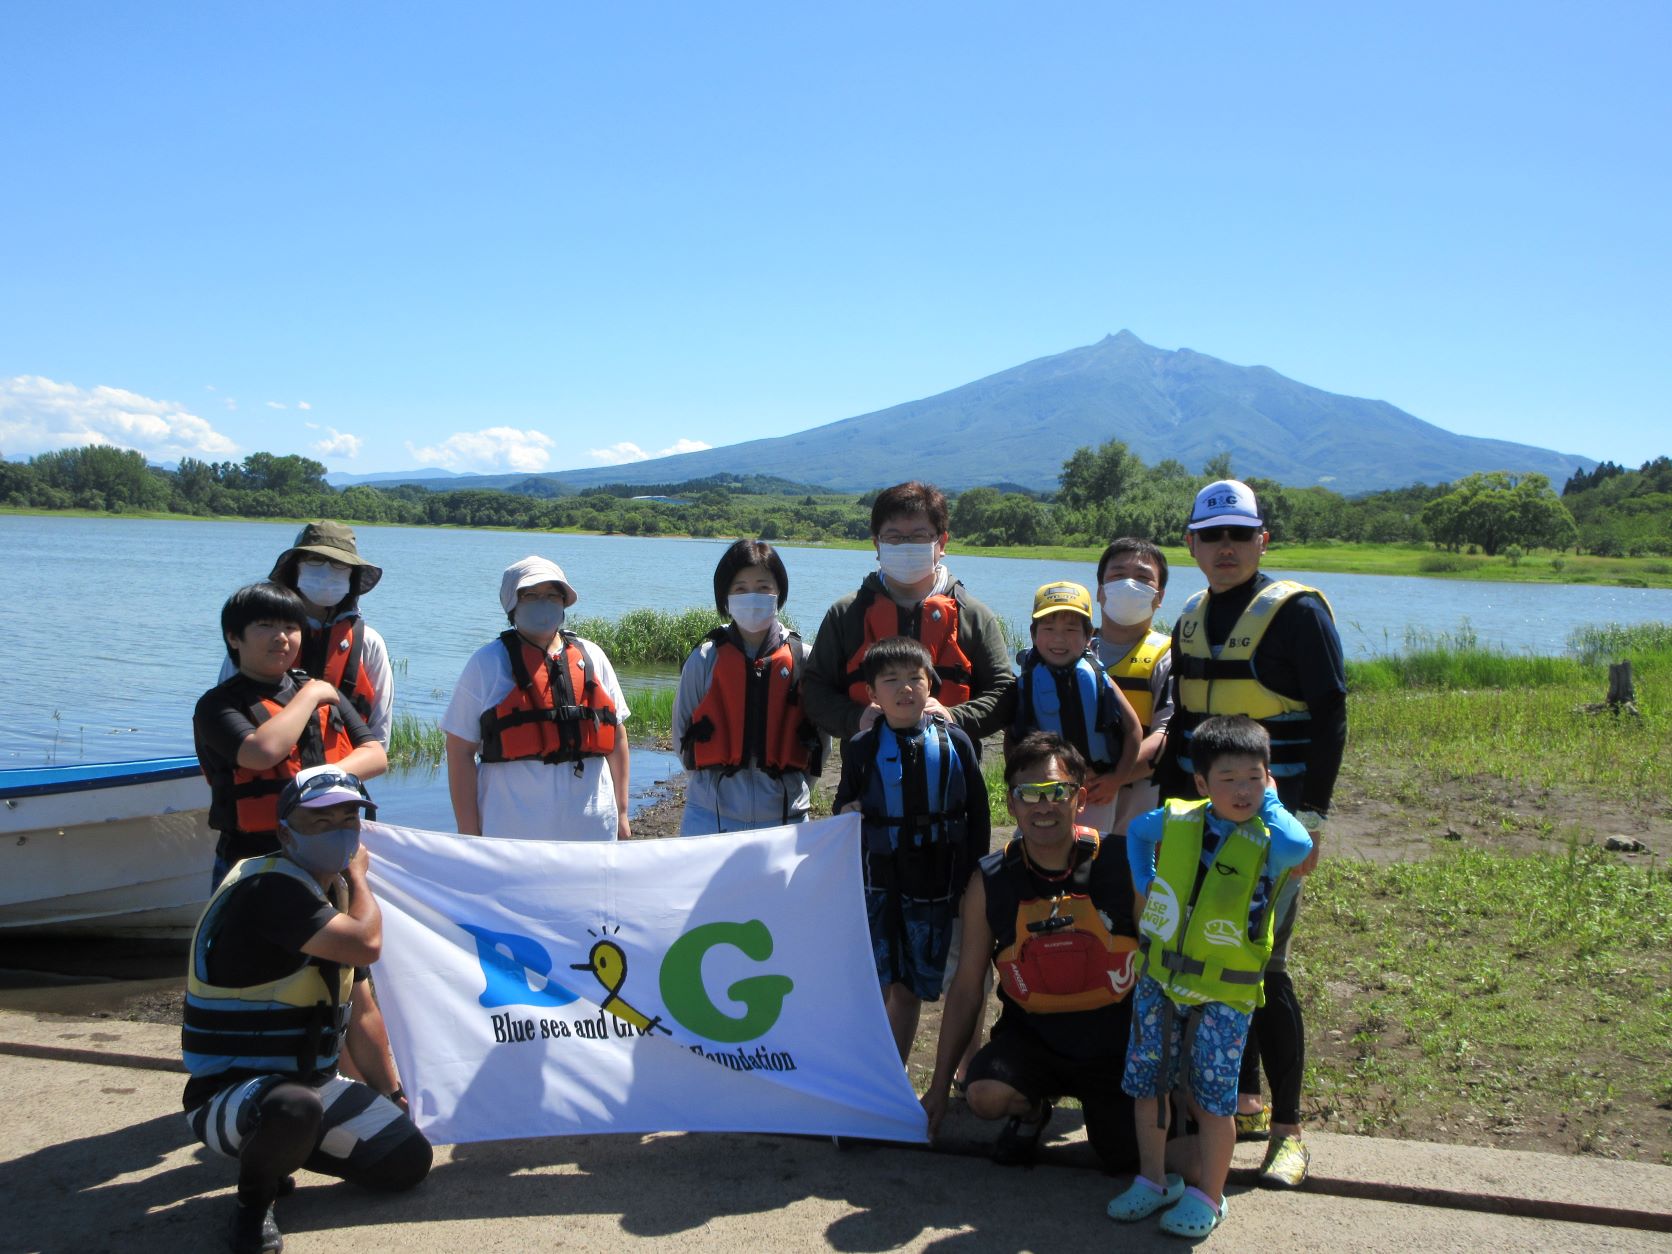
[{"xmin": 1031, "ymin": 581, "xmax": 1094, "ymax": 622}]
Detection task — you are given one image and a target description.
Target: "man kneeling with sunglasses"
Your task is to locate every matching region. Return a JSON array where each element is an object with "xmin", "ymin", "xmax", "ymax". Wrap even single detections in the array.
[{"xmin": 920, "ymin": 732, "xmax": 1142, "ymax": 1172}]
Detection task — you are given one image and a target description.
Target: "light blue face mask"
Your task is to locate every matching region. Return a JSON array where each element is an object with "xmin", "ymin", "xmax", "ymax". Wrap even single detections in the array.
[
  {"xmin": 513, "ymin": 599, "xmax": 566, "ymax": 636},
  {"xmin": 281, "ymin": 820, "xmax": 361, "ymax": 876}
]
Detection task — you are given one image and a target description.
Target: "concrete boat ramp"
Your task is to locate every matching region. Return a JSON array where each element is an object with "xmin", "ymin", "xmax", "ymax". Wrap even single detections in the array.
[{"xmin": 2, "ymin": 1009, "xmax": 1668, "ymax": 1253}]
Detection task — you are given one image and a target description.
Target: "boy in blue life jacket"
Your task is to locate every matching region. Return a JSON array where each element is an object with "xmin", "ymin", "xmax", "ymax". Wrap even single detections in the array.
[
  {"xmin": 1107, "ymin": 715, "xmax": 1312, "ymax": 1240},
  {"xmin": 835, "ymin": 635, "xmax": 991, "ymax": 1062},
  {"xmin": 1006, "ymin": 581, "xmax": 1141, "ymax": 830}
]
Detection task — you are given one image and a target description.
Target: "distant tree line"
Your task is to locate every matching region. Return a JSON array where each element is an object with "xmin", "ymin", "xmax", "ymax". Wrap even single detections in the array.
[{"xmin": 3, "ymin": 441, "xmax": 1667, "ymax": 557}]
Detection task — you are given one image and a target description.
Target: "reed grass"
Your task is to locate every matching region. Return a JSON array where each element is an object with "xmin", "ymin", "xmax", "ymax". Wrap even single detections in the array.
[
  {"xmin": 568, "ymin": 608, "xmax": 724, "ymax": 666},
  {"xmin": 387, "ymin": 710, "xmax": 446, "ymax": 768},
  {"xmin": 622, "ymin": 687, "xmax": 676, "ymax": 740}
]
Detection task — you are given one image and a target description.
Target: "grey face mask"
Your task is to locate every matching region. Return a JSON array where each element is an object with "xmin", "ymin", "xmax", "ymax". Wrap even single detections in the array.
[
  {"xmin": 513, "ymin": 600, "xmax": 566, "ymax": 636},
  {"xmin": 281, "ymin": 820, "xmax": 361, "ymax": 876}
]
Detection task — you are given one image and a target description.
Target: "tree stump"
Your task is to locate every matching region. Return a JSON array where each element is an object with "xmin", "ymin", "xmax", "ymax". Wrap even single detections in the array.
[{"xmin": 1583, "ymin": 660, "xmax": 1641, "ymax": 717}]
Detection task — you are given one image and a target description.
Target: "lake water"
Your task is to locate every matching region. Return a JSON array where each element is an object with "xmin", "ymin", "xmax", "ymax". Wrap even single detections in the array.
[{"xmin": 4, "ymin": 516, "xmax": 1669, "ymax": 818}]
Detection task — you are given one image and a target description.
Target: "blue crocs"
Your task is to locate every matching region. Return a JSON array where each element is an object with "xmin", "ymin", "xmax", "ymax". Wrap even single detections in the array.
[
  {"xmin": 1106, "ymin": 1173, "xmax": 1185, "ymax": 1222},
  {"xmin": 1158, "ymin": 1187, "xmax": 1227, "ymax": 1238}
]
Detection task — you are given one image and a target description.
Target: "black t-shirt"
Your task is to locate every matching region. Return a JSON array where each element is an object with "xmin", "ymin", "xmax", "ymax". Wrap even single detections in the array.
[
  {"xmin": 1160, "ymin": 573, "xmax": 1348, "ymax": 815},
  {"xmin": 182, "ymin": 869, "xmax": 357, "ymax": 1110},
  {"xmin": 193, "ymin": 670, "xmax": 375, "ymax": 860},
  {"xmin": 984, "ymin": 837, "xmax": 1136, "ymax": 1061}
]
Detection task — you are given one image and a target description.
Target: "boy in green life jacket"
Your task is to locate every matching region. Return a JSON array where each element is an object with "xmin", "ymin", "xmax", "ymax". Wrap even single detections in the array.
[{"xmin": 1106, "ymin": 715, "xmax": 1312, "ymax": 1239}]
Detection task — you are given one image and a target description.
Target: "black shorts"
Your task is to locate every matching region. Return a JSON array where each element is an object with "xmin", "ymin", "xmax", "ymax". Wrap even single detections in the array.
[{"xmin": 966, "ymin": 1021, "xmax": 1138, "ymax": 1174}]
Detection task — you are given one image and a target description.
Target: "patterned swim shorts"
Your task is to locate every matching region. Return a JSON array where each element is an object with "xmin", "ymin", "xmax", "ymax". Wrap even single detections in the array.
[{"xmin": 1120, "ymin": 974, "xmax": 1251, "ymax": 1117}]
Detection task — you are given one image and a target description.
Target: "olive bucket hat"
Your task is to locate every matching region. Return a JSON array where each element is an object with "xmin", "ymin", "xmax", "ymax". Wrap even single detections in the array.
[{"xmin": 269, "ymin": 521, "xmax": 384, "ymax": 593}]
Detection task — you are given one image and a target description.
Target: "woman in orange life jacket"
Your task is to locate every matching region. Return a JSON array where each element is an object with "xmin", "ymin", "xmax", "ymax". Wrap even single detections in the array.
[
  {"xmin": 442, "ymin": 556, "xmax": 632, "ymax": 842},
  {"xmin": 672, "ymin": 540, "xmax": 823, "ymax": 835},
  {"xmin": 219, "ymin": 522, "xmax": 395, "ymax": 747}
]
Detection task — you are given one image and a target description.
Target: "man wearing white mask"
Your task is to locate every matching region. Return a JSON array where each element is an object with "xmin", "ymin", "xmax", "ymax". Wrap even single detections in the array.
[
  {"xmin": 221, "ymin": 522, "xmax": 394, "ymax": 746},
  {"xmin": 803, "ymin": 481, "xmax": 1014, "ymax": 754},
  {"xmin": 1081, "ymin": 537, "xmax": 1174, "ymax": 840},
  {"xmin": 442, "ymin": 557, "xmax": 631, "ymax": 842}
]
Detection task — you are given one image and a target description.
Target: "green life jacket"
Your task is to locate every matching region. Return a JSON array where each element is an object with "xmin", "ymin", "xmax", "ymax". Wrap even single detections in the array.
[{"xmin": 1137, "ymin": 798, "xmax": 1281, "ymax": 1015}]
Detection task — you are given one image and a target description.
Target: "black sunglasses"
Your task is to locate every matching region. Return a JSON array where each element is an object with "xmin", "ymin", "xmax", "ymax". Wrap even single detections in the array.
[{"xmin": 1194, "ymin": 526, "xmax": 1260, "ymax": 542}]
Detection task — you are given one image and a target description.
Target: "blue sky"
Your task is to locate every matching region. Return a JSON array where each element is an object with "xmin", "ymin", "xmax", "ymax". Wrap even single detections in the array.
[{"xmin": 1, "ymin": 2, "xmax": 1666, "ymax": 478}]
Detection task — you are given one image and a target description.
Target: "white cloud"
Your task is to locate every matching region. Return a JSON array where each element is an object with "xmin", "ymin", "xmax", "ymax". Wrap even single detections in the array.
[
  {"xmin": 0, "ymin": 375, "xmax": 238, "ymax": 460},
  {"xmin": 406, "ymin": 426, "xmax": 555, "ymax": 473},
  {"xmin": 266, "ymin": 401, "xmax": 287, "ymax": 410},
  {"xmin": 223, "ymin": 398, "xmax": 238, "ymax": 412},
  {"xmin": 298, "ymin": 401, "xmax": 312, "ymax": 411},
  {"xmin": 312, "ymin": 427, "xmax": 363, "ymax": 459},
  {"xmin": 588, "ymin": 436, "xmax": 713, "ymax": 466}
]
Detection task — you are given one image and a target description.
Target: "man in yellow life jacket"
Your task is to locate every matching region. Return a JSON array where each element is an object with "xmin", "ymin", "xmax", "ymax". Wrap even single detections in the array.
[
  {"xmin": 182, "ymin": 766, "xmax": 429, "ymax": 1253},
  {"xmin": 921, "ymin": 732, "xmax": 1142, "ymax": 1174},
  {"xmin": 1155, "ymin": 479, "xmax": 1346, "ymax": 1187}
]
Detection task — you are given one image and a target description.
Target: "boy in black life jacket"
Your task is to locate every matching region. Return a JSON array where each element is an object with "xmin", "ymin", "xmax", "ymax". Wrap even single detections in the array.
[
  {"xmin": 1007, "ymin": 581, "xmax": 1141, "ymax": 829},
  {"xmin": 835, "ymin": 635, "xmax": 990, "ymax": 1062},
  {"xmin": 194, "ymin": 582, "xmax": 387, "ymax": 890},
  {"xmin": 1108, "ymin": 715, "xmax": 1312, "ymax": 1239}
]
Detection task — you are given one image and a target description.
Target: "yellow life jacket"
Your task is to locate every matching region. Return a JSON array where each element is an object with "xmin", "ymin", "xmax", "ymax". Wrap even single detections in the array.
[
  {"xmin": 1104, "ymin": 629, "xmax": 1172, "ymax": 730},
  {"xmin": 182, "ymin": 854, "xmax": 353, "ymax": 1080}
]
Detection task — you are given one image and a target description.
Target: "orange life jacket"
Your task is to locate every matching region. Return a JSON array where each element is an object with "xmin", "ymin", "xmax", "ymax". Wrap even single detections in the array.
[
  {"xmin": 988, "ymin": 826, "xmax": 1139, "ymax": 1013},
  {"xmin": 477, "ymin": 631, "xmax": 618, "ymax": 766},
  {"xmin": 681, "ymin": 628, "xmax": 816, "ymax": 775},
  {"xmin": 842, "ymin": 583, "xmax": 975, "ymax": 707},
  {"xmin": 230, "ymin": 675, "xmax": 358, "ymax": 834},
  {"xmin": 302, "ymin": 618, "xmax": 377, "ymax": 727}
]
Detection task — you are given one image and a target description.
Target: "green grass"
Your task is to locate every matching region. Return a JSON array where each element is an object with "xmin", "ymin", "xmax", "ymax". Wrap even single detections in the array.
[
  {"xmin": 1345, "ymin": 621, "xmax": 1672, "ymax": 804},
  {"xmin": 622, "ymin": 687, "xmax": 675, "ymax": 740},
  {"xmin": 1296, "ymin": 846, "xmax": 1672, "ymax": 1146},
  {"xmin": 568, "ymin": 607, "xmax": 724, "ymax": 667},
  {"xmin": 387, "ymin": 710, "xmax": 445, "ymax": 768}
]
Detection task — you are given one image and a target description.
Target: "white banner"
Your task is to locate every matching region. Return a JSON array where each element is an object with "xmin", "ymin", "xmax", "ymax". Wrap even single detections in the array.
[{"xmin": 362, "ymin": 815, "xmax": 928, "ymax": 1145}]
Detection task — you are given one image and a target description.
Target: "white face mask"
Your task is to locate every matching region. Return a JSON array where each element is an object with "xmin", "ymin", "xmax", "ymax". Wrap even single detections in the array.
[
  {"xmin": 296, "ymin": 561, "xmax": 352, "ymax": 608},
  {"xmin": 513, "ymin": 599, "xmax": 565, "ymax": 636},
  {"xmin": 1101, "ymin": 578, "xmax": 1158, "ymax": 626},
  {"xmin": 727, "ymin": 593, "xmax": 779, "ymax": 634},
  {"xmin": 877, "ymin": 542, "xmax": 938, "ymax": 585}
]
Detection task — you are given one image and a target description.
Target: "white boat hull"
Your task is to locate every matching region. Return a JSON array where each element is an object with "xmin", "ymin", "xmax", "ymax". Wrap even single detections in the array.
[{"xmin": 0, "ymin": 763, "xmax": 215, "ymax": 939}]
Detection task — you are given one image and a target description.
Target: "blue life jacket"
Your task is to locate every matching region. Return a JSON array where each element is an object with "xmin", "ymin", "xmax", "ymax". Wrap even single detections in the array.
[
  {"xmin": 856, "ymin": 719, "xmax": 968, "ymax": 901},
  {"xmin": 1013, "ymin": 648, "xmax": 1124, "ymax": 770}
]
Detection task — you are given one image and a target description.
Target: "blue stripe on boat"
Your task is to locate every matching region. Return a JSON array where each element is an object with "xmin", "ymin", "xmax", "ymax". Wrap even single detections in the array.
[{"xmin": 0, "ymin": 757, "xmax": 202, "ymax": 800}]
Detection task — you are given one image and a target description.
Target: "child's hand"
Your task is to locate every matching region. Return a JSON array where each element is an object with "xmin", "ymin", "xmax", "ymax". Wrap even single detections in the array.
[
  {"xmin": 857, "ymin": 704, "xmax": 883, "ymax": 733},
  {"xmin": 300, "ymin": 678, "xmax": 343, "ymax": 709},
  {"xmin": 1083, "ymin": 771, "xmax": 1119, "ymax": 805}
]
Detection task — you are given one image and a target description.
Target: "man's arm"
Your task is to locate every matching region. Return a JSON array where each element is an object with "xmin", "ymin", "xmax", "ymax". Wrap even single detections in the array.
[
  {"xmin": 801, "ymin": 599, "xmax": 867, "ymax": 741},
  {"xmin": 445, "ymin": 734, "xmax": 482, "ymax": 836},
  {"xmin": 608, "ymin": 730, "xmax": 631, "ymax": 840},
  {"xmin": 343, "ymin": 980, "xmax": 404, "ymax": 1104},
  {"xmin": 921, "ymin": 871, "xmax": 992, "ymax": 1137},
  {"xmin": 946, "ymin": 596, "xmax": 1017, "ymax": 742},
  {"xmin": 300, "ymin": 847, "xmax": 382, "ymax": 967},
  {"xmin": 360, "ymin": 625, "xmax": 396, "ymax": 747}
]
